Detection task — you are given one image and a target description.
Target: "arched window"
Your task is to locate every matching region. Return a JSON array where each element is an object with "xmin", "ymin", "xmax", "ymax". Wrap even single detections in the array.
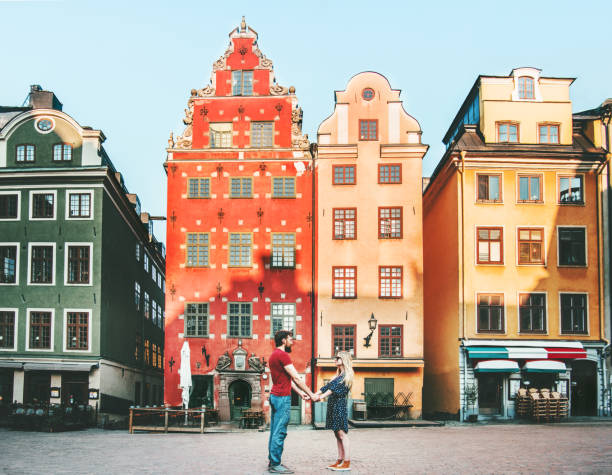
[{"xmin": 518, "ymin": 76, "xmax": 534, "ymax": 99}]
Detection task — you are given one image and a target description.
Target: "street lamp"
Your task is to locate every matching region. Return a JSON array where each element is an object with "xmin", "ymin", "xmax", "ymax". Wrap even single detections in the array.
[{"xmin": 363, "ymin": 313, "xmax": 378, "ymax": 348}]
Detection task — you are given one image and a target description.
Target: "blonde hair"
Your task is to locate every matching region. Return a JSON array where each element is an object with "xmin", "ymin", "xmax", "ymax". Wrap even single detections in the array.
[{"xmin": 336, "ymin": 351, "xmax": 354, "ymax": 389}]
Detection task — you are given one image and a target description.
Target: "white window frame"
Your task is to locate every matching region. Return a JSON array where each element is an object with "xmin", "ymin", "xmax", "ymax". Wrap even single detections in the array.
[
  {"xmin": 28, "ymin": 189, "xmax": 57, "ymax": 221},
  {"xmin": 26, "ymin": 308, "xmax": 55, "ymax": 352},
  {"xmin": 0, "ymin": 242, "xmax": 20, "ymax": 286},
  {"xmin": 270, "ymin": 303, "xmax": 296, "ymax": 335},
  {"xmin": 516, "ymin": 291, "xmax": 549, "ymax": 335},
  {"xmin": 62, "ymin": 309, "xmax": 92, "ymax": 353},
  {"xmin": 559, "ymin": 292, "xmax": 590, "ymax": 336},
  {"xmin": 65, "ymin": 189, "xmax": 94, "ymax": 220},
  {"xmin": 27, "ymin": 242, "xmax": 56, "ymax": 286},
  {"xmin": 64, "ymin": 242, "xmax": 93, "ymax": 286},
  {"xmin": 556, "ymin": 225, "xmax": 588, "ymax": 267},
  {"xmin": 0, "ymin": 190, "xmax": 21, "ymax": 221},
  {"xmin": 0, "ymin": 308, "xmax": 18, "ymax": 351}
]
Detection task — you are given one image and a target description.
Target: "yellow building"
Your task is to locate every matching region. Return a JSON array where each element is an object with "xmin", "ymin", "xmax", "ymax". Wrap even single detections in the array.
[
  {"xmin": 423, "ymin": 68, "xmax": 608, "ymax": 420},
  {"xmin": 315, "ymin": 72, "xmax": 428, "ymax": 419}
]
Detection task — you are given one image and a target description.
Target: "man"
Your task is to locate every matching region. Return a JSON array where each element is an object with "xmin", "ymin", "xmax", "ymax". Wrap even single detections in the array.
[{"xmin": 268, "ymin": 330, "xmax": 318, "ymax": 474}]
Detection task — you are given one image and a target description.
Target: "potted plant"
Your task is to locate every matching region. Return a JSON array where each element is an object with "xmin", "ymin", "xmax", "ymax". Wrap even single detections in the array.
[{"xmin": 464, "ymin": 384, "xmax": 478, "ymax": 422}]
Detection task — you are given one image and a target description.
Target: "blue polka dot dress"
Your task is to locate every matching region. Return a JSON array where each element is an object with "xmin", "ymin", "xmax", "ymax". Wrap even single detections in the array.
[{"xmin": 321, "ymin": 375, "xmax": 349, "ymax": 432}]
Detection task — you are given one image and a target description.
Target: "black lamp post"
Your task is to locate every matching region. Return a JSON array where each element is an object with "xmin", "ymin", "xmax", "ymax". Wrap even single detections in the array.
[{"xmin": 363, "ymin": 313, "xmax": 378, "ymax": 348}]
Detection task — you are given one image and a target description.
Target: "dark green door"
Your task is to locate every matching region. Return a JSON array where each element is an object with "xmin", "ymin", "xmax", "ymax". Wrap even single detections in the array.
[
  {"xmin": 229, "ymin": 380, "xmax": 251, "ymax": 421},
  {"xmin": 189, "ymin": 375, "xmax": 214, "ymax": 408},
  {"xmin": 364, "ymin": 378, "xmax": 394, "ymax": 400},
  {"xmin": 290, "ymin": 390, "xmax": 301, "ymax": 424}
]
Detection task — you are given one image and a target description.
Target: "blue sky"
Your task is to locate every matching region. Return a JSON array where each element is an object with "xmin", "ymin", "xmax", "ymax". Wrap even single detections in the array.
[{"xmin": 2, "ymin": 0, "xmax": 611, "ymax": 244}]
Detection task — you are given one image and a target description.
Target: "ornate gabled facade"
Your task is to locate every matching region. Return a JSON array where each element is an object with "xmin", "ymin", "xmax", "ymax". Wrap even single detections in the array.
[{"xmin": 164, "ymin": 19, "xmax": 314, "ymax": 424}]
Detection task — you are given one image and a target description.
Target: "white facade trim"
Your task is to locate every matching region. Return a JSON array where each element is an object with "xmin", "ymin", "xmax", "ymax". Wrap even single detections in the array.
[
  {"xmin": 0, "ymin": 242, "xmax": 20, "ymax": 286},
  {"xmin": 0, "ymin": 190, "xmax": 21, "ymax": 221},
  {"xmin": 27, "ymin": 242, "xmax": 56, "ymax": 286},
  {"xmin": 25, "ymin": 307, "xmax": 55, "ymax": 352},
  {"xmin": 0, "ymin": 308, "xmax": 18, "ymax": 351},
  {"xmin": 62, "ymin": 308, "xmax": 93, "ymax": 353},
  {"xmin": 65, "ymin": 189, "xmax": 95, "ymax": 220},
  {"xmin": 28, "ymin": 189, "xmax": 58, "ymax": 221},
  {"xmin": 63, "ymin": 242, "xmax": 94, "ymax": 286}
]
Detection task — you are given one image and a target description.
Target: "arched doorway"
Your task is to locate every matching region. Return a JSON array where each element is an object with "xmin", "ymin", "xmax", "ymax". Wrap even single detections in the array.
[
  {"xmin": 229, "ymin": 380, "xmax": 251, "ymax": 421},
  {"xmin": 571, "ymin": 360, "xmax": 597, "ymax": 416}
]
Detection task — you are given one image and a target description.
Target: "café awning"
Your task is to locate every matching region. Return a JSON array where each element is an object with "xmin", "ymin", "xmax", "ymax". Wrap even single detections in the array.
[
  {"xmin": 523, "ymin": 360, "xmax": 567, "ymax": 373},
  {"xmin": 465, "ymin": 341, "xmax": 586, "ymax": 360},
  {"xmin": 23, "ymin": 362, "xmax": 97, "ymax": 372},
  {"xmin": 474, "ymin": 360, "xmax": 520, "ymax": 373}
]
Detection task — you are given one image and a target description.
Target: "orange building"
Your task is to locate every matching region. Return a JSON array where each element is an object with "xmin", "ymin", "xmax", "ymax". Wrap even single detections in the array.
[
  {"xmin": 423, "ymin": 68, "xmax": 608, "ymax": 420},
  {"xmin": 164, "ymin": 19, "xmax": 314, "ymax": 424},
  {"xmin": 315, "ymin": 72, "xmax": 428, "ymax": 419}
]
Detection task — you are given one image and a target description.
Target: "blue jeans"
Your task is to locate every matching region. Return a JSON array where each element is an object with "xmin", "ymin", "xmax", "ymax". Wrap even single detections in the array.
[{"xmin": 268, "ymin": 394, "xmax": 291, "ymax": 466}]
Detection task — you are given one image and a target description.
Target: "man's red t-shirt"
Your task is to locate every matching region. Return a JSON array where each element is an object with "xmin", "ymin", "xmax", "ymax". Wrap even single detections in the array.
[{"xmin": 269, "ymin": 348, "xmax": 292, "ymax": 396}]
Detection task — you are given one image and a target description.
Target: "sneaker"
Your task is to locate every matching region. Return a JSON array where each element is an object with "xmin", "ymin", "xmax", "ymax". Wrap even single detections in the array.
[
  {"xmin": 332, "ymin": 460, "xmax": 351, "ymax": 471},
  {"xmin": 327, "ymin": 460, "xmax": 343, "ymax": 470},
  {"xmin": 268, "ymin": 464, "xmax": 295, "ymax": 474}
]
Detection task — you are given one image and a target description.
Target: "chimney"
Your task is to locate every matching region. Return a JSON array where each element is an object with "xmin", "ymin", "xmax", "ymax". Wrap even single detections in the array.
[{"xmin": 28, "ymin": 85, "xmax": 63, "ymax": 111}]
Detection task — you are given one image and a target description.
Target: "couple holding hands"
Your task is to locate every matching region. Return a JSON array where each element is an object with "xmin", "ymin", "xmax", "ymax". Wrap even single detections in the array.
[{"xmin": 267, "ymin": 330, "xmax": 354, "ymax": 473}]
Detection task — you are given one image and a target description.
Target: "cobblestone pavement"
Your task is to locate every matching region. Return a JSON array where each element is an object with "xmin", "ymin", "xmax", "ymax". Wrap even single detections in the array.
[{"xmin": 1, "ymin": 422, "xmax": 612, "ymax": 474}]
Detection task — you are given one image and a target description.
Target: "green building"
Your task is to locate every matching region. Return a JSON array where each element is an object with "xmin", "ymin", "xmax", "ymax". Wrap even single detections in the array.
[{"xmin": 0, "ymin": 86, "xmax": 165, "ymax": 413}]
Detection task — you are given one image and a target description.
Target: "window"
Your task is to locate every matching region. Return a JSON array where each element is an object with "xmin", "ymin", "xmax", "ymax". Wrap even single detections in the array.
[
  {"xmin": 333, "ymin": 208, "xmax": 356, "ymax": 240},
  {"xmin": 379, "ymin": 164, "xmax": 401, "ymax": 184},
  {"xmin": 333, "ymin": 165, "xmax": 356, "ymax": 185},
  {"xmin": 332, "ymin": 266, "xmax": 356, "ymax": 299},
  {"xmin": 271, "ymin": 233, "xmax": 295, "ymax": 268},
  {"xmin": 29, "ymin": 311, "xmax": 52, "ymax": 349},
  {"xmin": 66, "ymin": 312, "xmax": 89, "ymax": 350},
  {"xmin": 558, "ymin": 227, "xmax": 586, "ymax": 266},
  {"xmin": 152, "ymin": 266, "xmax": 157, "ymax": 283},
  {"xmin": 378, "ymin": 207, "xmax": 402, "ymax": 239},
  {"xmin": 0, "ymin": 311, "xmax": 16, "ymax": 349},
  {"xmin": 53, "ymin": 144, "xmax": 72, "ymax": 161},
  {"xmin": 271, "ymin": 303, "xmax": 296, "ymax": 335},
  {"xmin": 518, "ymin": 77, "xmax": 534, "ymax": 99},
  {"xmin": 135, "ymin": 333, "xmax": 141, "ymax": 361},
  {"xmin": 144, "ymin": 292, "xmax": 150, "ymax": 319},
  {"xmin": 477, "ymin": 227, "xmax": 503, "ymax": 264},
  {"xmin": 30, "ymin": 245, "xmax": 54, "ymax": 284},
  {"xmin": 186, "ymin": 233, "xmax": 209, "ymax": 267},
  {"xmin": 518, "ymin": 174, "xmax": 542, "ymax": 202},
  {"xmin": 497, "ymin": 122, "xmax": 519, "ymax": 143},
  {"xmin": 539, "ymin": 124, "xmax": 559, "ymax": 144},
  {"xmin": 477, "ymin": 174, "xmax": 502, "ymax": 202},
  {"xmin": 144, "ymin": 340, "xmax": 150, "ymax": 365},
  {"xmin": 136, "ymin": 244, "xmax": 141, "ymax": 262},
  {"xmin": 134, "ymin": 282, "xmax": 141, "ymax": 310},
  {"xmin": 232, "ymin": 70, "xmax": 253, "ymax": 96},
  {"xmin": 230, "ymin": 177, "xmax": 252, "ymax": 198},
  {"xmin": 152, "ymin": 344, "xmax": 158, "ymax": 368},
  {"xmin": 362, "ymin": 88, "xmax": 374, "ymax": 101},
  {"xmin": 188, "ymin": 178, "xmax": 210, "ymax": 198},
  {"xmin": 229, "ymin": 233, "xmax": 251, "ymax": 267},
  {"xmin": 151, "ymin": 301, "xmax": 157, "ymax": 326},
  {"xmin": 68, "ymin": 192, "xmax": 91, "ymax": 218},
  {"xmin": 0, "ymin": 194, "xmax": 18, "ymax": 219},
  {"xmin": 251, "ymin": 122, "xmax": 274, "ymax": 147},
  {"xmin": 272, "ymin": 177, "xmax": 295, "ymax": 198},
  {"xmin": 16, "ymin": 144, "xmax": 35, "ymax": 162},
  {"xmin": 359, "ymin": 120, "xmax": 377, "ymax": 140},
  {"xmin": 477, "ymin": 294, "xmax": 504, "ymax": 333},
  {"xmin": 209, "ymin": 123, "xmax": 233, "ymax": 148},
  {"xmin": 379, "ymin": 266, "xmax": 402, "ymax": 298},
  {"xmin": 332, "ymin": 325, "xmax": 356, "ymax": 356},
  {"xmin": 31, "ymin": 192, "xmax": 55, "ymax": 219},
  {"xmin": 185, "ymin": 303, "xmax": 208, "ymax": 337},
  {"xmin": 228, "ymin": 302, "xmax": 252, "ymax": 338},
  {"xmin": 0, "ymin": 245, "xmax": 17, "ymax": 284},
  {"xmin": 559, "ymin": 175, "xmax": 584, "ymax": 204},
  {"xmin": 144, "ymin": 253, "xmax": 149, "ymax": 272},
  {"xmin": 560, "ymin": 293, "xmax": 587, "ymax": 334},
  {"xmin": 379, "ymin": 325, "xmax": 402, "ymax": 357},
  {"xmin": 517, "ymin": 228, "xmax": 544, "ymax": 265},
  {"xmin": 67, "ymin": 245, "xmax": 90, "ymax": 284},
  {"xmin": 519, "ymin": 293, "xmax": 546, "ymax": 333}
]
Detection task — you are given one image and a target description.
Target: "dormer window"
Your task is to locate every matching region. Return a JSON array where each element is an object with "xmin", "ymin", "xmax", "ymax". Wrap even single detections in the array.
[
  {"xmin": 518, "ymin": 76, "xmax": 534, "ymax": 99},
  {"xmin": 497, "ymin": 122, "xmax": 519, "ymax": 143},
  {"xmin": 539, "ymin": 124, "xmax": 559, "ymax": 144},
  {"xmin": 232, "ymin": 70, "xmax": 253, "ymax": 96}
]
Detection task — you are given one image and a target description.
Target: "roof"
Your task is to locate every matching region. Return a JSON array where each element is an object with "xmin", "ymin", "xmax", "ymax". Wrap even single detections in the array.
[{"xmin": 0, "ymin": 108, "xmax": 29, "ymax": 132}]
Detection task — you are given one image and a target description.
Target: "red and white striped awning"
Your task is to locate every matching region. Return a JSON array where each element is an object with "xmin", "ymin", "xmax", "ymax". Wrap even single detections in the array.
[{"xmin": 465, "ymin": 341, "xmax": 586, "ymax": 360}]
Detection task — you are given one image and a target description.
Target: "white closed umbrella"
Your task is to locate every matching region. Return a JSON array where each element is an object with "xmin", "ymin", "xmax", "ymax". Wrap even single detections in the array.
[{"xmin": 179, "ymin": 341, "xmax": 192, "ymax": 410}]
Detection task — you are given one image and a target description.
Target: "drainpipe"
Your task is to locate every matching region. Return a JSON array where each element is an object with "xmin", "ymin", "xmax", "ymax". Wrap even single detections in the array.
[
  {"xmin": 458, "ymin": 150, "xmax": 467, "ymax": 420},
  {"xmin": 310, "ymin": 143, "xmax": 317, "ymax": 396}
]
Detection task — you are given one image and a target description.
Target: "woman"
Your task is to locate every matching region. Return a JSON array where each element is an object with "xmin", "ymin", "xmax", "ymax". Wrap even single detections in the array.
[{"xmin": 316, "ymin": 351, "xmax": 354, "ymax": 471}]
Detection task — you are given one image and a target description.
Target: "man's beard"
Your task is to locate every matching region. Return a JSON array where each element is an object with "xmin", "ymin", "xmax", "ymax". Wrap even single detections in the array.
[{"xmin": 285, "ymin": 345, "xmax": 292, "ymax": 353}]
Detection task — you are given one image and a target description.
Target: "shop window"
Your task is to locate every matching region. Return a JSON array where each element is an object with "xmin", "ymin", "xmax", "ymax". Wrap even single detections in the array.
[
  {"xmin": 477, "ymin": 293, "xmax": 504, "ymax": 333},
  {"xmin": 519, "ymin": 293, "xmax": 546, "ymax": 333},
  {"xmin": 560, "ymin": 293, "xmax": 587, "ymax": 334}
]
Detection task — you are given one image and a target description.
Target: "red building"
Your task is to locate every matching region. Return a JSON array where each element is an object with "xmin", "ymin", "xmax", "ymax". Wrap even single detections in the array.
[{"xmin": 164, "ymin": 18, "xmax": 313, "ymax": 424}]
